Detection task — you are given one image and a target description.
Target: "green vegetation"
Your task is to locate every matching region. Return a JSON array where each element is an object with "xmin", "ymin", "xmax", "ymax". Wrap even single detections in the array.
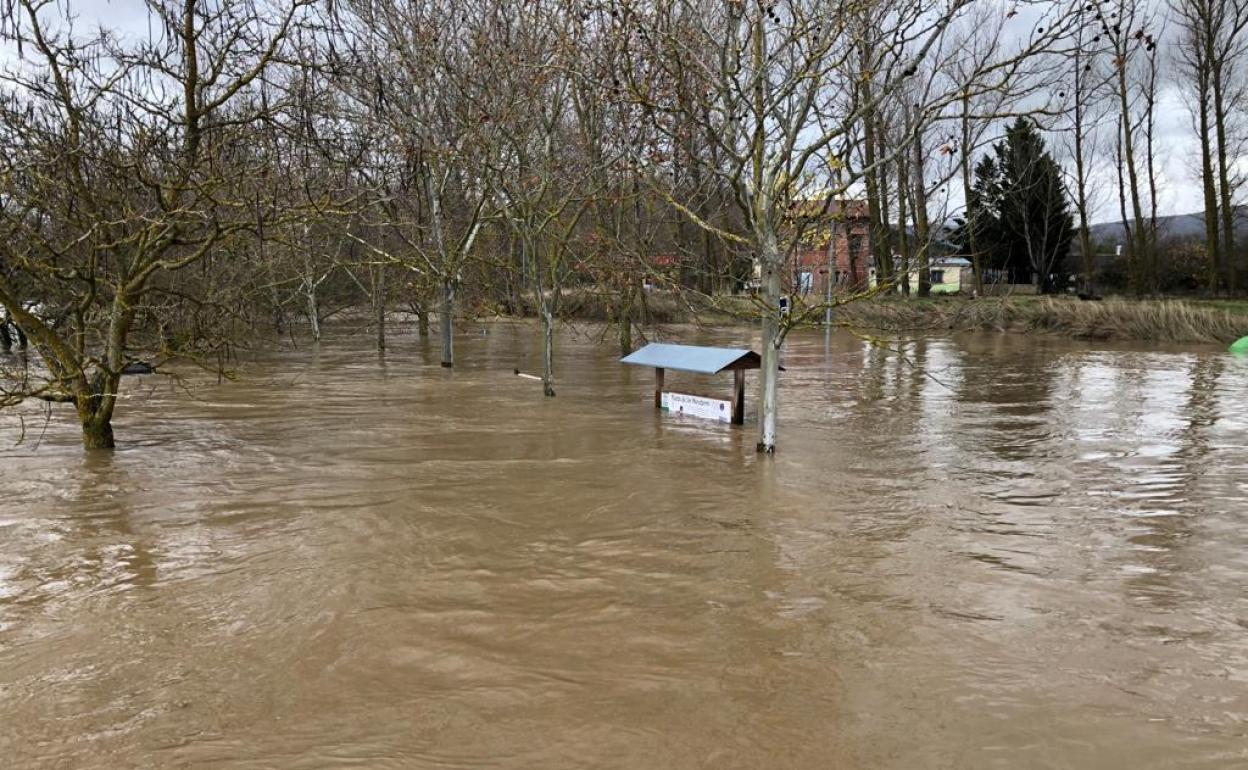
[{"xmin": 955, "ymin": 118, "xmax": 1073, "ymax": 293}]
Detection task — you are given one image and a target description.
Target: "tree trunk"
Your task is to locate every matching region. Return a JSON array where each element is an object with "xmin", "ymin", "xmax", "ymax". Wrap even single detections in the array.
[
  {"xmin": 1115, "ymin": 115, "xmax": 1133, "ymax": 285},
  {"xmin": 1144, "ymin": 52, "xmax": 1161, "ymax": 294},
  {"xmin": 374, "ymin": 264, "xmax": 386, "ymax": 352},
  {"xmin": 619, "ymin": 317, "xmax": 632, "ymax": 357},
  {"xmin": 618, "ymin": 289, "xmax": 633, "ymax": 357},
  {"xmin": 858, "ymin": 38, "xmax": 892, "ymax": 289},
  {"xmin": 307, "ymin": 284, "xmax": 321, "ymax": 342},
  {"xmin": 1198, "ymin": 70, "xmax": 1221, "ymax": 295},
  {"xmin": 76, "ymin": 372, "xmax": 121, "ymax": 450},
  {"xmin": 960, "ymin": 96, "xmax": 985, "ymax": 296},
  {"xmin": 1115, "ymin": 61, "xmax": 1148, "ymax": 295},
  {"xmin": 0, "ymin": 316, "xmax": 10, "ymax": 353},
  {"xmin": 268, "ymin": 268, "xmax": 285, "ymax": 334},
  {"xmin": 416, "ymin": 300, "xmax": 430, "ymax": 337},
  {"xmin": 440, "ymin": 278, "xmax": 454, "ymax": 368},
  {"xmin": 1069, "ymin": 45, "xmax": 1096, "ymax": 296},
  {"xmin": 877, "ymin": 150, "xmax": 893, "ymax": 291},
  {"xmin": 1213, "ymin": 63, "xmax": 1237, "ymax": 293},
  {"xmin": 897, "ymin": 158, "xmax": 911, "ymax": 296},
  {"xmin": 757, "ymin": 232, "xmax": 781, "ymax": 454},
  {"xmin": 81, "ymin": 417, "xmax": 116, "ymax": 450},
  {"xmin": 911, "ymin": 120, "xmax": 932, "ymax": 298},
  {"xmin": 541, "ymin": 306, "xmax": 556, "ymax": 397},
  {"xmin": 506, "ymin": 232, "xmax": 524, "ymax": 316}
]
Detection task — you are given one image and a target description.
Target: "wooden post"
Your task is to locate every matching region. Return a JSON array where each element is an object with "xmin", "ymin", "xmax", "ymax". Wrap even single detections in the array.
[
  {"xmin": 732, "ymin": 369, "xmax": 745, "ymax": 425},
  {"xmin": 654, "ymin": 367, "xmax": 665, "ymax": 409}
]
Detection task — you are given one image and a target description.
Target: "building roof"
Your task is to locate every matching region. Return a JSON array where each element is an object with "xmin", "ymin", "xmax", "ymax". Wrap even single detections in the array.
[{"xmin": 620, "ymin": 343, "xmax": 764, "ymax": 374}]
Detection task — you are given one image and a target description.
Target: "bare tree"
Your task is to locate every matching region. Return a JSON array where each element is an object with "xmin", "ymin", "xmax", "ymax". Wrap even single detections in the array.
[
  {"xmin": 332, "ymin": 0, "xmax": 499, "ymax": 368},
  {"xmin": 486, "ymin": 0, "xmax": 603, "ymax": 397},
  {"xmin": 616, "ymin": 0, "xmax": 1079, "ymax": 451},
  {"xmin": 1102, "ymin": 0, "xmax": 1160, "ymax": 294},
  {"xmin": 0, "ymin": 0, "xmax": 313, "ymax": 448},
  {"xmin": 1173, "ymin": 0, "xmax": 1248, "ymax": 294},
  {"xmin": 1063, "ymin": 14, "xmax": 1114, "ymax": 295}
]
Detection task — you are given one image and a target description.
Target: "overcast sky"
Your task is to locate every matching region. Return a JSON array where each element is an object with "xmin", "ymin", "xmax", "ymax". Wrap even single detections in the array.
[{"xmin": 0, "ymin": 0, "xmax": 1221, "ymax": 223}]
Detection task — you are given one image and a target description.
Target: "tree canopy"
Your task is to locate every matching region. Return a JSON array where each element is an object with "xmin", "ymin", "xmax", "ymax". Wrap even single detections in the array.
[{"xmin": 957, "ymin": 118, "xmax": 1074, "ymax": 293}]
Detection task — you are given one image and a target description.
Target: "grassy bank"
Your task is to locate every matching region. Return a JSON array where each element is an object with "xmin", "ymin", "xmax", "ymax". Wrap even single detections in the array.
[
  {"xmin": 829, "ymin": 296, "xmax": 1248, "ymax": 345},
  {"xmin": 520, "ymin": 290, "xmax": 1248, "ymax": 344}
]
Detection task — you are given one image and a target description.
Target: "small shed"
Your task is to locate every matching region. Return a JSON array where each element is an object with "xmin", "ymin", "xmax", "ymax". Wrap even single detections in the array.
[{"xmin": 620, "ymin": 343, "xmax": 773, "ymax": 425}]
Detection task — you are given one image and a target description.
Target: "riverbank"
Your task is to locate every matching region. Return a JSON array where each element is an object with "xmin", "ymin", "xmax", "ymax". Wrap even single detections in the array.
[
  {"xmin": 538, "ymin": 291, "xmax": 1248, "ymax": 345},
  {"xmin": 828, "ymin": 296, "xmax": 1248, "ymax": 345}
]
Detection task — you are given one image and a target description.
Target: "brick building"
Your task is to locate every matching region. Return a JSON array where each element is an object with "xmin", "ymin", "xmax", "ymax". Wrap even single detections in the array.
[{"xmin": 785, "ymin": 198, "xmax": 872, "ymax": 295}]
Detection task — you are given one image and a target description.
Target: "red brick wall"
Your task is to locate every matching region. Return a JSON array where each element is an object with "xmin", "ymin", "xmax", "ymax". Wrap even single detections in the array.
[{"xmin": 788, "ymin": 219, "xmax": 871, "ymax": 295}]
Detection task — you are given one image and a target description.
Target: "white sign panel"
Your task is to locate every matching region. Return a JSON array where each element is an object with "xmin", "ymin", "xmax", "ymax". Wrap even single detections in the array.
[{"xmin": 661, "ymin": 391, "xmax": 731, "ymax": 423}]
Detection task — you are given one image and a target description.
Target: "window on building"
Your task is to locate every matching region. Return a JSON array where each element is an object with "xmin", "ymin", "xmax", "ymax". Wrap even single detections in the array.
[{"xmin": 930, "ymin": 269, "xmax": 945, "ymax": 285}]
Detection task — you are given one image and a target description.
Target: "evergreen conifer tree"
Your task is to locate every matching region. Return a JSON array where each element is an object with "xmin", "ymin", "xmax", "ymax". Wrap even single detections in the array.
[{"xmin": 956, "ymin": 118, "xmax": 1074, "ymax": 292}]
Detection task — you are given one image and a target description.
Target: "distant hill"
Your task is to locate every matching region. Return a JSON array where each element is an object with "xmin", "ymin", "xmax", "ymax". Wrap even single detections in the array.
[{"xmin": 1087, "ymin": 206, "xmax": 1248, "ymax": 245}]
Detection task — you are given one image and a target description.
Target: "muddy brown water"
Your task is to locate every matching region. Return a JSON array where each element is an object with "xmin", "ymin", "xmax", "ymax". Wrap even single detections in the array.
[{"xmin": 2, "ymin": 323, "xmax": 1247, "ymax": 769}]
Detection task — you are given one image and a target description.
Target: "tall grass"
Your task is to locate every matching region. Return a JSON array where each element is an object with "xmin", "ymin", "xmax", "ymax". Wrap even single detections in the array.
[
  {"xmin": 531, "ymin": 289, "xmax": 1248, "ymax": 344},
  {"xmin": 833, "ymin": 297, "xmax": 1248, "ymax": 344}
]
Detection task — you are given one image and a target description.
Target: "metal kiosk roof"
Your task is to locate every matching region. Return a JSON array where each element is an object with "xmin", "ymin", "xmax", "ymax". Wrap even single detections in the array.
[
  {"xmin": 619, "ymin": 343, "xmax": 763, "ymax": 374},
  {"xmin": 620, "ymin": 343, "xmax": 775, "ymax": 425}
]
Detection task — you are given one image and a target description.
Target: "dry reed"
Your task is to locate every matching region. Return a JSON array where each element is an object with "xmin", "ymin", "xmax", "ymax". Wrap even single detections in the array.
[{"xmin": 833, "ymin": 297, "xmax": 1248, "ymax": 344}]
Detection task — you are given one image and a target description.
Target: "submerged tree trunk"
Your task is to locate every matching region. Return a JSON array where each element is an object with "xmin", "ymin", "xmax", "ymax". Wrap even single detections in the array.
[
  {"xmin": 267, "ymin": 263, "xmax": 285, "ymax": 335},
  {"xmin": 757, "ymin": 231, "xmax": 781, "ymax": 454},
  {"xmin": 76, "ymin": 367, "xmax": 122, "ymax": 449},
  {"xmin": 306, "ymin": 283, "xmax": 321, "ymax": 342},
  {"xmin": 81, "ymin": 415, "xmax": 116, "ymax": 450},
  {"xmin": 416, "ymin": 298, "xmax": 430, "ymax": 337},
  {"xmin": 440, "ymin": 278, "xmax": 454, "ymax": 368},
  {"xmin": 617, "ymin": 287, "xmax": 634, "ymax": 357},
  {"xmin": 373, "ymin": 264, "xmax": 386, "ymax": 352},
  {"xmin": 541, "ymin": 307, "xmax": 556, "ymax": 397}
]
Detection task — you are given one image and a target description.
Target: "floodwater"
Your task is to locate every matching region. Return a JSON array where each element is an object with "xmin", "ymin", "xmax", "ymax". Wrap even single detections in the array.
[{"xmin": 2, "ymin": 323, "xmax": 1247, "ymax": 769}]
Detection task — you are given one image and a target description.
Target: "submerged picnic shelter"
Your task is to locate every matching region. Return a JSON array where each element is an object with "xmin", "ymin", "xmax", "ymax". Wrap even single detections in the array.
[{"xmin": 620, "ymin": 342, "xmax": 775, "ymax": 425}]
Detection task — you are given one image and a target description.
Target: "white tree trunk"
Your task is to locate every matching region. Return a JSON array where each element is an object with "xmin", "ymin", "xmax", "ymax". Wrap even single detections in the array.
[
  {"xmin": 757, "ymin": 235, "xmax": 782, "ymax": 453},
  {"xmin": 374, "ymin": 264, "xmax": 386, "ymax": 352},
  {"xmin": 440, "ymin": 278, "xmax": 454, "ymax": 368},
  {"xmin": 307, "ymin": 284, "xmax": 321, "ymax": 342}
]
